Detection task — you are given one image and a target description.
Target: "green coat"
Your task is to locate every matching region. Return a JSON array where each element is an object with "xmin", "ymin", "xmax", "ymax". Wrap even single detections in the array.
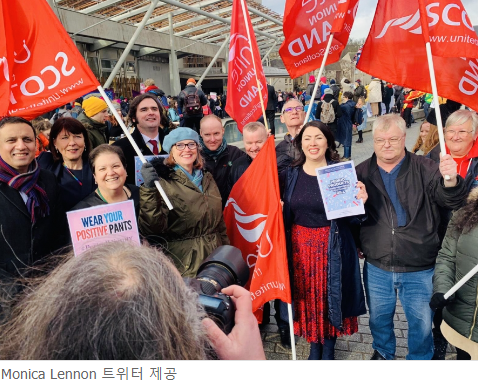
[
  {"xmin": 139, "ymin": 163, "xmax": 229, "ymax": 278},
  {"xmin": 78, "ymin": 113, "xmax": 108, "ymax": 149},
  {"xmin": 433, "ymin": 199, "xmax": 478, "ymax": 343}
]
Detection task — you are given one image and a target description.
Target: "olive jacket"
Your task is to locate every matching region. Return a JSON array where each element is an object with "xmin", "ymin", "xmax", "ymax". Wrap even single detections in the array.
[
  {"xmin": 433, "ymin": 188, "xmax": 478, "ymax": 343},
  {"xmin": 78, "ymin": 113, "xmax": 109, "ymax": 149},
  {"xmin": 138, "ymin": 160, "xmax": 229, "ymax": 277}
]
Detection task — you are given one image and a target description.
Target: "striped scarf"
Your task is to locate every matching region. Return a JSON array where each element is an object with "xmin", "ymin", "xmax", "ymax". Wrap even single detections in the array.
[{"xmin": 0, "ymin": 156, "xmax": 50, "ymax": 223}]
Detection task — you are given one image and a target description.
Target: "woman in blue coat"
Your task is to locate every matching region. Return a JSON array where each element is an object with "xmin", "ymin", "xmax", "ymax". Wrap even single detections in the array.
[
  {"xmin": 280, "ymin": 121, "xmax": 367, "ymax": 359},
  {"xmin": 337, "ymin": 92, "xmax": 356, "ymax": 160}
]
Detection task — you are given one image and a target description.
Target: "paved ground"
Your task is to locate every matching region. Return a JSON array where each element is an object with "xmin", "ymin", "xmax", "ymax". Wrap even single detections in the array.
[{"xmin": 255, "ymin": 113, "xmax": 458, "ymax": 360}]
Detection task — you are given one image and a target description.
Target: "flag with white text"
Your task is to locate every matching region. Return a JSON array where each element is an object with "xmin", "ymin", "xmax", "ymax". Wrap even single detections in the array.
[{"xmin": 0, "ymin": 0, "xmax": 99, "ymax": 119}]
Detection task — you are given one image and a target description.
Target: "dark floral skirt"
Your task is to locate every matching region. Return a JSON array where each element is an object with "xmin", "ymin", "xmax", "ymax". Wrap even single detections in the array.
[{"xmin": 292, "ymin": 224, "xmax": 358, "ymax": 343}]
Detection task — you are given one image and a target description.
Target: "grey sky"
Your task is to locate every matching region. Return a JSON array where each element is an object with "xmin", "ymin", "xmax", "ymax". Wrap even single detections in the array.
[{"xmin": 262, "ymin": 0, "xmax": 478, "ymax": 40}]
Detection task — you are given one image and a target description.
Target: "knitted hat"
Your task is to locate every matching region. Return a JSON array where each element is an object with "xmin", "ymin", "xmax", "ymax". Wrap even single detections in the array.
[
  {"xmin": 330, "ymin": 79, "xmax": 336, "ymax": 85},
  {"xmin": 187, "ymin": 78, "xmax": 196, "ymax": 85},
  {"xmin": 163, "ymin": 127, "xmax": 199, "ymax": 153},
  {"xmin": 324, "ymin": 88, "xmax": 333, "ymax": 95},
  {"xmin": 309, "ymin": 75, "xmax": 315, "ymax": 83},
  {"xmin": 82, "ymin": 97, "xmax": 108, "ymax": 118},
  {"xmin": 320, "ymin": 76, "xmax": 327, "ymax": 83}
]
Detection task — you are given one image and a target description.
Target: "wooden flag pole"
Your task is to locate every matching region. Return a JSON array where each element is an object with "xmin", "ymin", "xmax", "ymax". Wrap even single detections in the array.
[
  {"xmin": 96, "ymin": 85, "xmax": 174, "ymax": 210},
  {"xmin": 239, "ymin": 0, "xmax": 269, "ymax": 132},
  {"xmin": 304, "ymin": 33, "xmax": 335, "ymax": 123}
]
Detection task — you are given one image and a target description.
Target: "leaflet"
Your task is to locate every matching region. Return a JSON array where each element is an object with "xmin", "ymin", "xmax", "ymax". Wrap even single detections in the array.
[
  {"xmin": 134, "ymin": 155, "xmax": 168, "ymax": 186},
  {"xmin": 316, "ymin": 160, "xmax": 365, "ymax": 220}
]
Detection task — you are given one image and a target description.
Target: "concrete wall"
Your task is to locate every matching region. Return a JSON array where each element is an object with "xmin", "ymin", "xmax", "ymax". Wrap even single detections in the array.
[{"xmin": 137, "ymin": 61, "xmax": 172, "ymax": 95}]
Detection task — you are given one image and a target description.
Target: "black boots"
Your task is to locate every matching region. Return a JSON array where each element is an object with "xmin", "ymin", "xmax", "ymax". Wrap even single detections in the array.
[
  {"xmin": 371, "ymin": 350, "xmax": 386, "ymax": 360},
  {"xmin": 279, "ymin": 327, "xmax": 292, "ymax": 349}
]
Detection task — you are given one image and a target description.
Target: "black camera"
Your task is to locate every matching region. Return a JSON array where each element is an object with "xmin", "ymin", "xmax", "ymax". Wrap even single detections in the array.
[{"xmin": 187, "ymin": 245, "xmax": 249, "ymax": 334}]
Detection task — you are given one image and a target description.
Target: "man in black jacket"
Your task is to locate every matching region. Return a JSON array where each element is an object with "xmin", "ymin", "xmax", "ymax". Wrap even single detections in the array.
[
  {"xmin": 113, "ymin": 93, "xmax": 167, "ymax": 185},
  {"xmin": 355, "ymin": 114, "xmax": 466, "ymax": 361},
  {"xmin": 199, "ymin": 115, "xmax": 246, "ymax": 208},
  {"xmin": 177, "ymin": 78, "xmax": 207, "ymax": 133},
  {"xmin": 0, "ymin": 117, "xmax": 68, "ymax": 284}
]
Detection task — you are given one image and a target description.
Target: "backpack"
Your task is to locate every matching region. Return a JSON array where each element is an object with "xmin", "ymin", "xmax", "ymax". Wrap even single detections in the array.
[
  {"xmin": 363, "ymin": 88, "xmax": 368, "ymax": 99},
  {"xmin": 183, "ymin": 89, "xmax": 202, "ymax": 115},
  {"xmin": 353, "ymin": 107, "xmax": 364, "ymax": 126},
  {"xmin": 320, "ymin": 100, "xmax": 335, "ymax": 124}
]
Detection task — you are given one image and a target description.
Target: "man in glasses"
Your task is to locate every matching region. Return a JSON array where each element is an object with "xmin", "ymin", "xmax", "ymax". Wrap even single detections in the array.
[
  {"xmin": 355, "ymin": 114, "xmax": 467, "ymax": 361},
  {"xmin": 276, "ymin": 99, "xmax": 306, "ymax": 174}
]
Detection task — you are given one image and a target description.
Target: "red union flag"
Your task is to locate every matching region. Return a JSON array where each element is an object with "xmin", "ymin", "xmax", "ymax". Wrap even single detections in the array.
[
  {"xmin": 223, "ymin": 137, "xmax": 291, "ymax": 321},
  {"xmin": 280, "ymin": 0, "xmax": 359, "ymax": 79},
  {"xmin": 225, "ymin": 0, "xmax": 268, "ymax": 133},
  {"xmin": 417, "ymin": 0, "xmax": 478, "ymax": 58},
  {"xmin": 0, "ymin": 0, "xmax": 99, "ymax": 119},
  {"xmin": 357, "ymin": 0, "xmax": 478, "ymax": 111}
]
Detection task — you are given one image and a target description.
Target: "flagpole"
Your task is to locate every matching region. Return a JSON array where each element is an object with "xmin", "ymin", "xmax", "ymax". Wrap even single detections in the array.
[
  {"xmin": 239, "ymin": 0, "xmax": 269, "ymax": 132},
  {"xmin": 287, "ymin": 303, "xmax": 297, "ymax": 360},
  {"xmin": 304, "ymin": 34, "xmax": 335, "ymax": 123},
  {"xmin": 444, "ymin": 263, "xmax": 478, "ymax": 300},
  {"xmin": 96, "ymin": 85, "xmax": 174, "ymax": 210}
]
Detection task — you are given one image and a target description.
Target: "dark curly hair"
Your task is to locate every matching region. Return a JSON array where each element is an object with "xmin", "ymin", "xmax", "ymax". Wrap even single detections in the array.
[{"xmin": 291, "ymin": 121, "xmax": 340, "ymax": 167}]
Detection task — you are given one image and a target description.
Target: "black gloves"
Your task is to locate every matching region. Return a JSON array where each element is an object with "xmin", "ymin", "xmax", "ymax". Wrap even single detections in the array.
[
  {"xmin": 141, "ymin": 162, "xmax": 160, "ymax": 188},
  {"xmin": 429, "ymin": 293, "xmax": 450, "ymax": 311}
]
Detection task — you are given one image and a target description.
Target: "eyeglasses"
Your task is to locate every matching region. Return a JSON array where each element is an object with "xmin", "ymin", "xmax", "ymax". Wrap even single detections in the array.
[
  {"xmin": 175, "ymin": 142, "xmax": 197, "ymax": 151},
  {"xmin": 445, "ymin": 129, "xmax": 473, "ymax": 138},
  {"xmin": 283, "ymin": 106, "xmax": 304, "ymax": 114},
  {"xmin": 373, "ymin": 136, "xmax": 403, "ymax": 145}
]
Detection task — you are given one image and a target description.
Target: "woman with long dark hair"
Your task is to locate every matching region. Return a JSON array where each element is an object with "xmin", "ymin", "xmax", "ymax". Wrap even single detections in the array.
[{"xmin": 280, "ymin": 121, "xmax": 367, "ymax": 359}]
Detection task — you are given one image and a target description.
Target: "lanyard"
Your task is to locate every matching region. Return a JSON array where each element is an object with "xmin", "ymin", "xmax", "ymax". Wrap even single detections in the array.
[{"xmin": 62, "ymin": 163, "xmax": 82, "ymax": 186}]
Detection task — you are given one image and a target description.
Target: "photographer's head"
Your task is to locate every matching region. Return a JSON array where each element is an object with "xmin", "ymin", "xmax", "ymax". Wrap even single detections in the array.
[{"xmin": 0, "ymin": 242, "xmax": 211, "ymax": 360}]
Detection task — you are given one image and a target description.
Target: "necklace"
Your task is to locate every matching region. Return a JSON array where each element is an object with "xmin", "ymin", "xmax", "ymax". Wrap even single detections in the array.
[
  {"xmin": 96, "ymin": 187, "xmax": 129, "ymax": 203},
  {"xmin": 63, "ymin": 163, "xmax": 82, "ymax": 186}
]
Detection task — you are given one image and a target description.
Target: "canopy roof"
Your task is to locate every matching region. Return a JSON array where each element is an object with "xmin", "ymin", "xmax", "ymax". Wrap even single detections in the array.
[{"xmin": 54, "ymin": 0, "xmax": 284, "ymax": 53}]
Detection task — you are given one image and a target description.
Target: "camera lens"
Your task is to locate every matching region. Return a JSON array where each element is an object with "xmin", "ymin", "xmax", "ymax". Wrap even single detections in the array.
[{"xmin": 195, "ymin": 245, "xmax": 249, "ymax": 295}]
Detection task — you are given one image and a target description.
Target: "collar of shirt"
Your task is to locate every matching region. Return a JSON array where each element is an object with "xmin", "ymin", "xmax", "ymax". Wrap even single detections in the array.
[{"xmin": 141, "ymin": 132, "xmax": 160, "ymax": 153}]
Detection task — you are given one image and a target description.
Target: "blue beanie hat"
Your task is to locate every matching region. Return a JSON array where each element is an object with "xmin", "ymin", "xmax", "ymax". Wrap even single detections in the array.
[
  {"xmin": 162, "ymin": 127, "xmax": 199, "ymax": 153},
  {"xmin": 330, "ymin": 79, "xmax": 336, "ymax": 85}
]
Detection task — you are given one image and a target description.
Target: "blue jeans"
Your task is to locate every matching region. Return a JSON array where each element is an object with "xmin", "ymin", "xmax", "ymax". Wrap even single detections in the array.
[
  {"xmin": 343, "ymin": 146, "xmax": 351, "ymax": 159},
  {"xmin": 363, "ymin": 262, "xmax": 434, "ymax": 360}
]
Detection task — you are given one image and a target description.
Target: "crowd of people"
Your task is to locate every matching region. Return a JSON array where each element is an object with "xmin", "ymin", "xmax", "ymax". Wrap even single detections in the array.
[{"xmin": 0, "ymin": 72, "xmax": 477, "ymax": 361}]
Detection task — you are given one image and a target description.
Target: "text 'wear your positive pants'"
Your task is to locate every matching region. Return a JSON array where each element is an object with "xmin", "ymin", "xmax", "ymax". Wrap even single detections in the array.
[{"xmin": 363, "ymin": 262, "xmax": 434, "ymax": 360}]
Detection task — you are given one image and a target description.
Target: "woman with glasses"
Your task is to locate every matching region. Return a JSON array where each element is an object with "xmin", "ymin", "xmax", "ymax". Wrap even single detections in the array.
[{"xmin": 138, "ymin": 127, "xmax": 229, "ymax": 277}]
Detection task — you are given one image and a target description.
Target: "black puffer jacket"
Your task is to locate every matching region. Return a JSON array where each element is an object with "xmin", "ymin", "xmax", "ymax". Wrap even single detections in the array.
[
  {"xmin": 201, "ymin": 145, "xmax": 246, "ymax": 208},
  {"xmin": 276, "ymin": 134, "xmax": 300, "ymax": 174},
  {"xmin": 356, "ymin": 150, "xmax": 467, "ymax": 272}
]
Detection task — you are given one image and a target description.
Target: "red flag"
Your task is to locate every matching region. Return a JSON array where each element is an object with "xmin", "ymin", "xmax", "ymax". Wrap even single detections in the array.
[
  {"xmin": 417, "ymin": 0, "xmax": 478, "ymax": 59},
  {"xmin": 223, "ymin": 136, "xmax": 291, "ymax": 321},
  {"xmin": 279, "ymin": 0, "xmax": 359, "ymax": 79},
  {"xmin": 225, "ymin": 0, "xmax": 268, "ymax": 133},
  {"xmin": 357, "ymin": 0, "xmax": 478, "ymax": 111},
  {"xmin": 0, "ymin": 0, "xmax": 100, "ymax": 120}
]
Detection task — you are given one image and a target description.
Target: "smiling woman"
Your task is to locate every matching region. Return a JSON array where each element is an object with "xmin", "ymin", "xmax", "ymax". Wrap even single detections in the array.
[
  {"xmin": 138, "ymin": 127, "xmax": 229, "ymax": 278},
  {"xmin": 37, "ymin": 117, "xmax": 96, "ymax": 211},
  {"xmin": 72, "ymin": 145, "xmax": 140, "ymax": 215}
]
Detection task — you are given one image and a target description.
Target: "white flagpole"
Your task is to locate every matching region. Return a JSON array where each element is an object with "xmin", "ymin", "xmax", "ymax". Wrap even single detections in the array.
[
  {"xmin": 287, "ymin": 303, "xmax": 297, "ymax": 360},
  {"xmin": 239, "ymin": 0, "xmax": 269, "ymax": 132},
  {"xmin": 96, "ymin": 85, "xmax": 174, "ymax": 210},
  {"xmin": 304, "ymin": 34, "xmax": 335, "ymax": 123},
  {"xmin": 444, "ymin": 263, "xmax": 478, "ymax": 300}
]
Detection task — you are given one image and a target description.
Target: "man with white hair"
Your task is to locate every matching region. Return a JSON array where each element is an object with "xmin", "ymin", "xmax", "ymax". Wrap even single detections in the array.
[
  {"xmin": 276, "ymin": 99, "xmax": 306, "ymax": 174},
  {"xmin": 355, "ymin": 114, "xmax": 467, "ymax": 360}
]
